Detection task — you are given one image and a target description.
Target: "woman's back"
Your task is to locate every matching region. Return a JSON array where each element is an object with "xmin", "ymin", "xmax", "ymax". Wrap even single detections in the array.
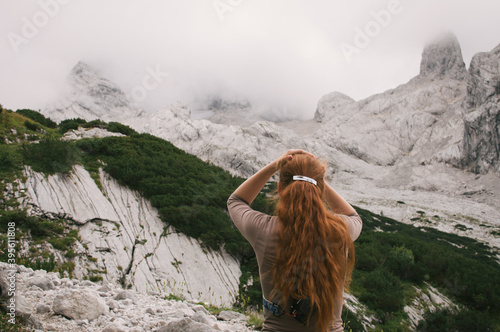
[
  {"xmin": 227, "ymin": 150, "xmax": 362, "ymax": 331},
  {"xmin": 227, "ymin": 196, "xmax": 362, "ymax": 331}
]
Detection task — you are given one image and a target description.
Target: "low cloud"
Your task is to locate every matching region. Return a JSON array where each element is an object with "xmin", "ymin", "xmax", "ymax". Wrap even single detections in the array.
[{"xmin": 1, "ymin": 0, "xmax": 499, "ymax": 120}]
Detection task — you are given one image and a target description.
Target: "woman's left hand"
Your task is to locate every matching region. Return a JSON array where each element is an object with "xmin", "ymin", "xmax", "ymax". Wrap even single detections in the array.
[{"xmin": 275, "ymin": 149, "xmax": 317, "ymax": 168}]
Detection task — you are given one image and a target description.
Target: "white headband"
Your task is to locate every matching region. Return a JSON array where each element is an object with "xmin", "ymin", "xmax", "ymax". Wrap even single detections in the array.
[{"xmin": 293, "ymin": 175, "xmax": 317, "ymax": 186}]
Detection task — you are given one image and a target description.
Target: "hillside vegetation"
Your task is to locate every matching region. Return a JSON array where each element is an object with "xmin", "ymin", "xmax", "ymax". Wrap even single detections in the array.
[{"xmin": 1, "ymin": 107, "xmax": 499, "ymax": 331}]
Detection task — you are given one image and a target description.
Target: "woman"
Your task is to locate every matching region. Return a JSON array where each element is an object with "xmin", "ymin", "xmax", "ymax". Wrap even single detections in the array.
[{"xmin": 227, "ymin": 149, "xmax": 362, "ymax": 332}]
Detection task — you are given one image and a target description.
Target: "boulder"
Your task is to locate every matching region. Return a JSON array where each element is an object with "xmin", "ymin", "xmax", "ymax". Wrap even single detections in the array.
[
  {"xmin": 217, "ymin": 310, "xmax": 247, "ymax": 321},
  {"xmin": 158, "ymin": 317, "xmax": 217, "ymax": 332},
  {"xmin": 36, "ymin": 303, "xmax": 51, "ymax": 314},
  {"xmin": 114, "ymin": 290, "xmax": 137, "ymax": 303},
  {"xmin": 53, "ymin": 288, "xmax": 108, "ymax": 321},
  {"xmin": 27, "ymin": 277, "xmax": 55, "ymax": 291}
]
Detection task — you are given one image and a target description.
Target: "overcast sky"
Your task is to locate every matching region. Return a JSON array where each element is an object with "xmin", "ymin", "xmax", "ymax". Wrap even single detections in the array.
[{"xmin": 1, "ymin": 0, "xmax": 499, "ymax": 119}]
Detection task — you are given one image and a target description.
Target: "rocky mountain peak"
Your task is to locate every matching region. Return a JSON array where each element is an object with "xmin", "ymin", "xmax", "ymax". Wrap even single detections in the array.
[
  {"xmin": 71, "ymin": 60, "xmax": 95, "ymax": 76},
  {"xmin": 43, "ymin": 61, "xmax": 140, "ymax": 123},
  {"xmin": 419, "ymin": 33, "xmax": 467, "ymax": 80}
]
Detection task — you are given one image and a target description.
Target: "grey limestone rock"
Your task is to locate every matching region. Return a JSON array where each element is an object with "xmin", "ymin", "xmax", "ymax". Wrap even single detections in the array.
[
  {"xmin": 191, "ymin": 310, "xmax": 216, "ymax": 325},
  {"xmin": 27, "ymin": 276, "xmax": 55, "ymax": 291},
  {"xmin": 462, "ymin": 43, "xmax": 500, "ymax": 174},
  {"xmin": 35, "ymin": 303, "xmax": 51, "ymax": 314},
  {"xmin": 217, "ymin": 310, "xmax": 247, "ymax": 322},
  {"xmin": 158, "ymin": 317, "xmax": 217, "ymax": 332},
  {"xmin": 314, "ymin": 91, "xmax": 355, "ymax": 123},
  {"xmin": 101, "ymin": 322, "xmax": 127, "ymax": 332},
  {"xmin": 114, "ymin": 290, "xmax": 137, "ymax": 303},
  {"xmin": 53, "ymin": 288, "xmax": 108, "ymax": 321}
]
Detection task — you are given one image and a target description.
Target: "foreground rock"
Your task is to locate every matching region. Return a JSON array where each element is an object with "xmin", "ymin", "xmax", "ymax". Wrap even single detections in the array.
[
  {"xmin": 53, "ymin": 288, "xmax": 108, "ymax": 321},
  {"xmin": 0, "ymin": 263, "xmax": 254, "ymax": 332}
]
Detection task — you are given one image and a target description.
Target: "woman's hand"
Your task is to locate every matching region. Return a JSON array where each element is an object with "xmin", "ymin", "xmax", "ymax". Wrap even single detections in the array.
[
  {"xmin": 274, "ymin": 149, "xmax": 317, "ymax": 169},
  {"xmin": 233, "ymin": 149, "xmax": 317, "ymax": 205}
]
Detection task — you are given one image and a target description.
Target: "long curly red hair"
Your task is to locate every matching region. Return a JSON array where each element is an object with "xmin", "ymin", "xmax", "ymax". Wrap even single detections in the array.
[{"xmin": 271, "ymin": 154, "xmax": 355, "ymax": 332}]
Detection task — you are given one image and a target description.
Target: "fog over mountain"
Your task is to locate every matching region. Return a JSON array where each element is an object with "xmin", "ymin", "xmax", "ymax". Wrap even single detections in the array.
[{"xmin": 1, "ymin": 1, "xmax": 500, "ymax": 120}]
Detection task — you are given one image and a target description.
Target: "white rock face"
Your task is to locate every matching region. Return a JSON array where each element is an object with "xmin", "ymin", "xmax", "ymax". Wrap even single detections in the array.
[
  {"xmin": 17, "ymin": 165, "xmax": 241, "ymax": 307},
  {"xmin": 461, "ymin": 43, "xmax": 500, "ymax": 174},
  {"xmin": 61, "ymin": 127, "xmax": 126, "ymax": 140}
]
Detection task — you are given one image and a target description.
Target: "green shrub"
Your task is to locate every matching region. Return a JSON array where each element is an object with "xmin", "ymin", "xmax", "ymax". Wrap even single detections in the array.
[
  {"xmin": 0, "ymin": 145, "xmax": 21, "ymax": 172},
  {"xmin": 107, "ymin": 121, "xmax": 137, "ymax": 135},
  {"xmin": 16, "ymin": 108, "xmax": 57, "ymax": 128},
  {"xmin": 48, "ymin": 236, "xmax": 76, "ymax": 250},
  {"xmin": 22, "ymin": 136, "xmax": 79, "ymax": 174},
  {"xmin": 83, "ymin": 119, "xmax": 107, "ymax": 129},
  {"xmin": 386, "ymin": 246, "xmax": 415, "ymax": 280},
  {"xmin": 342, "ymin": 307, "xmax": 365, "ymax": 332},
  {"xmin": 359, "ymin": 268, "xmax": 405, "ymax": 319},
  {"xmin": 59, "ymin": 118, "xmax": 86, "ymax": 134},
  {"xmin": 24, "ymin": 120, "xmax": 40, "ymax": 132},
  {"xmin": 355, "ymin": 240, "xmax": 389, "ymax": 271},
  {"xmin": 417, "ymin": 308, "xmax": 496, "ymax": 332}
]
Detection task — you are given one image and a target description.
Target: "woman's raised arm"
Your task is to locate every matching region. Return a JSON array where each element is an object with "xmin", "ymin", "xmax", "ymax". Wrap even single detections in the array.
[{"xmin": 232, "ymin": 149, "xmax": 315, "ymax": 204}]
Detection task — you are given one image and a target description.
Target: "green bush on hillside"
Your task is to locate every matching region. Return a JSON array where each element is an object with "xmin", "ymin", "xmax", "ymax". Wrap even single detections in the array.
[
  {"xmin": 386, "ymin": 245, "xmax": 416, "ymax": 280},
  {"xmin": 24, "ymin": 120, "xmax": 41, "ymax": 132},
  {"xmin": 83, "ymin": 119, "xmax": 107, "ymax": 129},
  {"xmin": 359, "ymin": 268, "xmax": 405, "ymax": 318},
  {"xmin": 417, "ymin": 308, "xmax": 496, "ymax": 332},
  {"xmin": 59, "ymin": 118, "xmax": 86, "ymax": 134},
  {"xmin": 0, "ymin": 145, "xmax": 21, "ymax": 172},
  {"xmin": 22, "ymin": 136, "xmax": 79, "ymax": 174},
  {"xmin": 107, "ymin": 121, "xmax": 137, "ymax": 136},
  {"xmin": 16, "ymin": 109, "xmax": 57, "ymax": 128}
]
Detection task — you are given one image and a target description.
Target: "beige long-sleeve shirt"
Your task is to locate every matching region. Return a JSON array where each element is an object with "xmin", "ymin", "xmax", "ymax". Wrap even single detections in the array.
[{"xmin": 227, "ymin": 193, "xmax": 362, "ymax": 332}]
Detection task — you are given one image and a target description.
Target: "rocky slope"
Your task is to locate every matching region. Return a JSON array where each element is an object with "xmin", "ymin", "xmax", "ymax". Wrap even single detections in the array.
[
  {"xmin": 12, "ymin": 162, "xmax": 240, "ymax": 307},
  {"xmin": 0, "ymin": 262, "xmax": 253, "ymax": 332}
]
